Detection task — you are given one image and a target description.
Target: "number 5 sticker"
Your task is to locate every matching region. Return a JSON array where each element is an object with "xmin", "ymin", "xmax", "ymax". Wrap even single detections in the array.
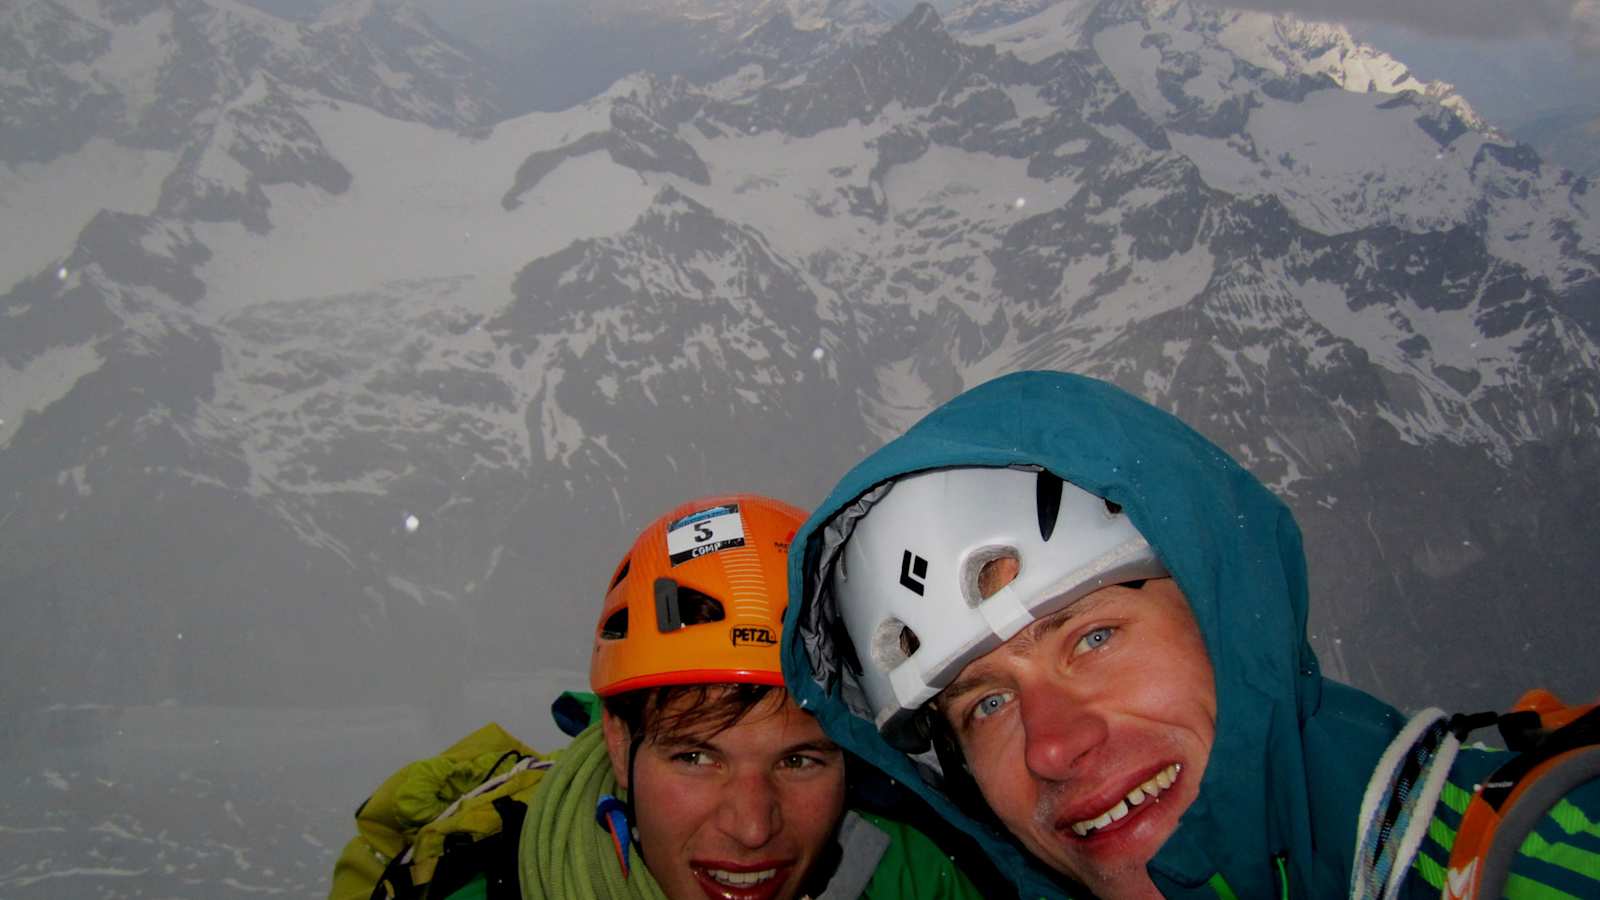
[{"xmin": 666, "ymin": 504, "xmax": 746, "ymax": 565}]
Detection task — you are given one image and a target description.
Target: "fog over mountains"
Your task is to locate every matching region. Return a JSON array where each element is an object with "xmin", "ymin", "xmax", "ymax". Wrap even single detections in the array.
[
  {"xmin": 2, "ymin": 1, "xmax": 1599, "ymax": 888},
  {"xmin": 6, "ymin": 0, "xmax": 1599, "ymax": 721}
]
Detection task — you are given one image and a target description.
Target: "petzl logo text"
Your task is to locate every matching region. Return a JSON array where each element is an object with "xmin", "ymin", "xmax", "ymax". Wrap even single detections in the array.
[
  {"xmin": 899, "ymin": 550, "xmax": 928, "ymax": 596},
  {"xmin": 731, "ymin": 626, "xmax": 777, "ymax": 647}
]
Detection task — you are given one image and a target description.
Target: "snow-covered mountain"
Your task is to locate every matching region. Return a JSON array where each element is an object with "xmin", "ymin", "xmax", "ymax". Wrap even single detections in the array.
[
  {"xmin": 1350, "ymin": 23, "xmax": 1600, "ymax": 180},
  {"xmin": 3, "ymin": 0, "xmax": 1598, "ymax": 730},
  {"xmin": 0, "ymin": 0, "xmax": 496, "ymax": 164}
]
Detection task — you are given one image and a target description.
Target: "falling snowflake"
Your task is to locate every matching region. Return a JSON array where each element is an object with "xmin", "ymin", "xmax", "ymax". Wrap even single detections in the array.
[
  {"xmin": 404, "ymin": 514, "xmax": 421, "ymax": 533},
  {"xmin": 812, "ymin": 347, "xmax": 825, "ymax": 361},
  {"xmin": 57, "ymin": 267, "xmax": 69, "ymax": 281},
  {"xmin": 1013, "ymin": 197, "xmax": 1026, "ymax": 210}
]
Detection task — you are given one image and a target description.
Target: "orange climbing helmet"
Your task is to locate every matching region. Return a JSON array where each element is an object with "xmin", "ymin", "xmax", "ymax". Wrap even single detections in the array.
[{"xmin": 590, "ymin": 494, "xmax": 805, "ymax": 697}]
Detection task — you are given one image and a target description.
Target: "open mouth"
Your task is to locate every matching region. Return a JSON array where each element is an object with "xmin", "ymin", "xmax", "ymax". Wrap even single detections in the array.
[
  {"xmin": 1067, "ymin": 762, "xmax": 1181, "ymax": 838},
  {"xmin": 689, "ymin": 861, "xmax": 791, "ymax": 900},
  {"xmin": 703, "ymin": 866, "xmax": 778, "ymax": 887}
]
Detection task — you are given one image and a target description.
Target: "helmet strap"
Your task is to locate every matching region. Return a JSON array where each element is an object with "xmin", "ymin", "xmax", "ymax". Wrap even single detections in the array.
[
  {"xmin": 624, "ymin": 731, "xmax": 645, "ymax": 857},
  {"xmin": 927, "ymin": 709, "xmax": 1004, "ymax": 830}
]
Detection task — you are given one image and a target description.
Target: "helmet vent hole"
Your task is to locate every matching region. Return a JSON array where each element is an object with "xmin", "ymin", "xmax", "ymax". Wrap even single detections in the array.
[
  {"xmin": 600, "ymin": 608, "xmax": 628, "ymax": 640},
  {"xmin": 1104, "ymin": 499, "xmax": 1123, "ymax": 516},
  {"xmin": 960, "ymin": 546, "xmax": 1020, "ymax": 607},
  {"xmin": 900, "ymin": 625, "xmax": 921, "ymax": 658},
  {"xmin": 609, "ymin": 558, "xmax": 631, "ymax": 590},
  {"xmin": 676, "ymin": 587, "xmax": 725, "ymax": 626},
  {"xmin": 977, "ymin": 555, "xmax": 1020, "ymax": 601},
  {"xmin": 654, "ymin": 577, "xmax": 726, "ymax": 632},
  {"xmin": 872, "ymin": 617, "xmax": 920, "ymax": 668}
]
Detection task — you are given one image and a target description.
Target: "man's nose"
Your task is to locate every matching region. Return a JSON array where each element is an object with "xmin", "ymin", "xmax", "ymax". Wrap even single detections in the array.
[
  {"xmin": 1019, "ymin": 678, "xmax": 1108, "ymax": 782},
  {"xmin": 715, "ymin": 770, "xmax": 782, "ymax": 848}
]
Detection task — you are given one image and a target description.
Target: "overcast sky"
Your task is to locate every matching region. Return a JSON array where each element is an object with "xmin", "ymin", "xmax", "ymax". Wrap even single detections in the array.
[{"xmin": 1200, "ymin": 0, "xmax": 1600, "ymax": 52}]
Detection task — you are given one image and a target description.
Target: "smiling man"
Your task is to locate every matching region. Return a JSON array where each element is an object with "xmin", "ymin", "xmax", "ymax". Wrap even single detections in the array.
[
  {"xmin": 332, "ymin": 494, "xmax": 988, "ymax": 900},
  {"xmin": 929, "ymin": 576, "xmax": 1214, "ymax": 897},
  {"xmin": 587, "ymin": 495, "xmax": 853, "ymax": 900},
  {"xmin": 601, "ymin": 684, "xmax": 847, "ymax": 900},
  {"xmin": 584, "ymin": 493, "xmax": 987, "ymax": 900},
  {"xmin": 781, "ymin": 371, "xmax": 1600, "ymax": 899}
]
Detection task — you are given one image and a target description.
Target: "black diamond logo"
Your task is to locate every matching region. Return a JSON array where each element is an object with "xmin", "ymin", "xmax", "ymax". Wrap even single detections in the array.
[{"xmin": 899, "ymin": 550, "xmax": 928, "ymax": 596}]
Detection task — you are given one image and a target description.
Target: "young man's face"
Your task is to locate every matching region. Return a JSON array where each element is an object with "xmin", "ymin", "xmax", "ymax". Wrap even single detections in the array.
[
  {"xmin": 937, "ymin": 576, "xmax": 1216, "ymax": 899},
  {"xmin": 603, "ymin": 688, "xmax": 847, "ymax": 900}
]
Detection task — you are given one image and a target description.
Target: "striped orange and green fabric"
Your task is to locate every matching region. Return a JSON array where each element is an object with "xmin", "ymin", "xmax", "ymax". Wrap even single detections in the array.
[{"xmin": 1408, "ymin": 752, "xmax": 1600, "ymax": 899}]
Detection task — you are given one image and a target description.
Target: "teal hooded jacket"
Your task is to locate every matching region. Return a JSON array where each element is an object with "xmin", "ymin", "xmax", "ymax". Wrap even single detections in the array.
[{"xmin": 780, "ymin": 371, "xmax": 1600, "ymax": 899}]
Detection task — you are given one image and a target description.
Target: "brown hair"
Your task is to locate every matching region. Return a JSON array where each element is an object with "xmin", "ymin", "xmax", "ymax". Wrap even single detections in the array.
[{"xmin": 604, "ymin": 683, "xmax": 784, "ymax": 745}]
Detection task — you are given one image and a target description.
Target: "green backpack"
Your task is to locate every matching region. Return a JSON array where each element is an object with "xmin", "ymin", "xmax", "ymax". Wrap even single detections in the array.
[{"xmin": 329, "ymin": 721, "xmax": 554, "ymax": 900}]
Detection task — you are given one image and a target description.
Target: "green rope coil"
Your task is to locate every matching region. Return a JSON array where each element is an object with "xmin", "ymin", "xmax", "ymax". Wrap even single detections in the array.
[{"xmin": 520, "ymin": 723, "xmax": 668, "ymax": 900}]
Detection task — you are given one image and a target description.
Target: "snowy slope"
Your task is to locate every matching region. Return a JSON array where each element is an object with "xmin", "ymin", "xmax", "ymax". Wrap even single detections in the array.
[
  {"xmin": 945, "ymin": 0, "xmax": 1598, "ymax": 294},
  {"xmin": 195, "ymin": 86, "xmax": 636, "ymax": 312}
]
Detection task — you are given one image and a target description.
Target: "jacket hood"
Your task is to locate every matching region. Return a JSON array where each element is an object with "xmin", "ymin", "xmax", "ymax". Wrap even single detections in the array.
[{"xmin": 782, "ymin": 371, "xmax": 1371, "ymax": 898}]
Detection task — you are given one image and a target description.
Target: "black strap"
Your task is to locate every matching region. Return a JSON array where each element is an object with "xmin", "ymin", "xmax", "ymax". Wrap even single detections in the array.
[
  {"xmin": 1481, "ymin": 705, "xmax": 1600, "ymax": 810},
  {"xmin": 929, "ymin": 713, "xmax": 999, "ymax": 831},
  {"xmin": 423, "ymin": 797, "xmax": 528, "ymax": 900},
  {"xmin": 485, "ymin": 797, "xmax": 527, "ymax": 900},
  {"xmin": 370, "ymin": 852, "xmax": 416, "ymax": 900},
  {"xmin": 427, "ymin": 832, "xmax": 480, "ymax": 898}
]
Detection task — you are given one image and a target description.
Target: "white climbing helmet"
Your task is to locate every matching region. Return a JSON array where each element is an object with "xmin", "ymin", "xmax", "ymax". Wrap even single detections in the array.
[{"xmin": 829, "ymin": 465, "xmax": 1167, "ymax": 748}]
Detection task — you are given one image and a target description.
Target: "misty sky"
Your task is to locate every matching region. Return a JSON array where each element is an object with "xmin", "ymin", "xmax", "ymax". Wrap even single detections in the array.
[
  {"xmin": 284, "ymin": 0, "xmax": 1600, "ymax": 49},
  {"xmin": 1196, "ymin": 0, "xmax": 1600, "ymax": 51}
]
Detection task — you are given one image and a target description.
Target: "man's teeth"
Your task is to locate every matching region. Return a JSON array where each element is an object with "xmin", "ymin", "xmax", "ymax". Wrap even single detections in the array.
[
  {"xmin": 707, "ymin": 868, "xmax": 777, "ymax": 886},
  {"xmin": 1069, "ymin": 763, "xmax": 1181, "ymax": 838}
]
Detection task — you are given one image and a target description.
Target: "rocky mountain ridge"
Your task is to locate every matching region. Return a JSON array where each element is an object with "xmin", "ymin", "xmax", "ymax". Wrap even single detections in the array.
[{"xmin": 2, "ymin": 0, "xmax": 1597, "ymax": 720}]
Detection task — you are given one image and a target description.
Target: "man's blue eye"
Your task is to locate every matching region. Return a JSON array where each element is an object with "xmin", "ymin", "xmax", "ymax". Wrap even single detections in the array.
[
  {"xmin": 972, "ymin": 691, "xmax": 1014, "ymax": 720},
  {"xmin": 1074, "ymin": 626, "xmax": 1115, "ymax": 655}
]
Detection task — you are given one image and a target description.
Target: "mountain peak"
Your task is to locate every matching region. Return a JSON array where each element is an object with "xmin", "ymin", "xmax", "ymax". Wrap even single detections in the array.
[
  {"xmin": 315, "ymin": 0, "xmax": 385, "ymax": 26},
  {"xmin": 785, "ymin": 0, "xmax": 900, "ymax": 30},
  {"xmin": 896, "ymin": 1, "xmax": 943, "ymax": 35},
  {"xmin": 762, "ymin": 0, "xmax": 971, "ymax": 135}
]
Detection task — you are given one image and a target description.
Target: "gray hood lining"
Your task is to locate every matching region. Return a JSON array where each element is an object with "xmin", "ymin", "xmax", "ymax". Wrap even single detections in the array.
[
  {"xmin": 799, "ymin": 481, "xmax": 891, "ymax": 726},
  {"xmin": 799, "ymin": 467, "xmax": 1046, "ymax": 779}
]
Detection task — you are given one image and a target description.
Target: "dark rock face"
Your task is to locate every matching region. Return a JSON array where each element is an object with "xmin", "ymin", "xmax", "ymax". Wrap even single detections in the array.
[
  {"xmin": 502, "ymin": 91, "xmax": 710, "ymax": 210},
  {"xmin": 503, "ymin": 132, "xmax": 613, "ymax": 210},
  {"xmin": 606, "ymin": 101, "xmax": 712, "ymax": 186},
  {"xmin": 0, "ymin": 7, "xmax": 121, "ymax": 163},
  {"xmin": 1473, "ymin": 141, "xmax": 1544, "ymax": 176},
  {"xmin": 227, "ymin": 80, "xmax": 353, "ymax": 193},
  {"xmin": 74, "ymin": 211, "xmax": 212, "ymax": 305},
  {"xmin": 1416, "ymin": 108, "xmax": 1470, "ymax": 148}
]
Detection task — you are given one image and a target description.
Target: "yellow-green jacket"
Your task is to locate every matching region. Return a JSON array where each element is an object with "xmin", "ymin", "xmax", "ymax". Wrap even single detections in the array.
[{"xmin": 331, "ymin": 717, "xmax": 987, "ymax": 900}]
